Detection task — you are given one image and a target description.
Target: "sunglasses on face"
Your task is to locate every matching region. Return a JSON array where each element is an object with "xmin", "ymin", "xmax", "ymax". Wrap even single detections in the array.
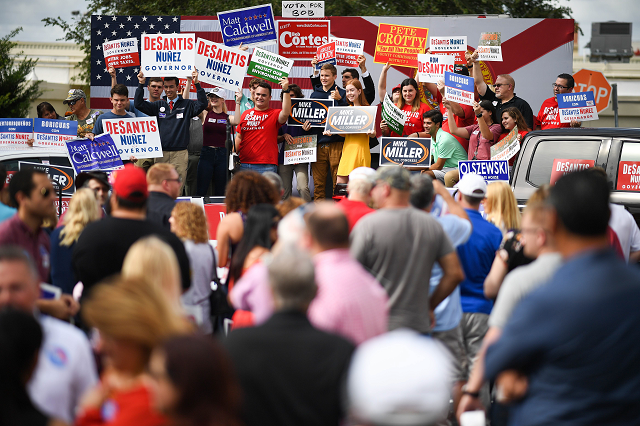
[
  {"xmin": 40, "ymin": 187, "xmax": 52, "ymax": 198},
  {"xmin": 492, "ymin": 83, "xmax": 509, "ymax": 89},
  {"xmin": 68, "ymin": 100, "xmax": 78, "ymax": 106}
]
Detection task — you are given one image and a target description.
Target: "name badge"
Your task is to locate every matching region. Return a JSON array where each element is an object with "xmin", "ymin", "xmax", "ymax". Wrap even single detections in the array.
[
  {"xmin": 86, "ymin": 118, "xmax": 94, "ymax": 124},
  {"xmin": 176, "ymin": 113, "xmax": 184, "ymax": 119},
  {"xmin": 472, "ymin": 130, "xmax": 480, "ymax": 135},
  {"xmin": 208, "ymin": 118, "xmax": 216, "ymax": 123},
  {"xmin": 159, "ymin": 113, "xmax": 166, "ymax": 118}
]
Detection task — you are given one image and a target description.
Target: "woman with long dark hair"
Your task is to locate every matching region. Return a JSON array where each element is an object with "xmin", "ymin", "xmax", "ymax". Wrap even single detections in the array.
[{"xmin": 499, "ymin": 107, "xmax": 531, "ymax": 166}]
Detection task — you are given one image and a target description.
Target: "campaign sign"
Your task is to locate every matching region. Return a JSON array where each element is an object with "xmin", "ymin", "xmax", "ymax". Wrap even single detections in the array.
[
  {"xmin": 247, "ymin": 47, "xmax": 294, "ymax": 83},
  {"xmin": 218, "ymin": 4, "xmax": 277, "ymax": 48},
  {"xmin": 316, "ymin": 42, "xmax": 336, "ymax": 67},
  {"xmin": 557, "ymin": 91, "xmax": 598, "ymax": 123},
  {"xmin": 103, "ymin": 38, "xmax": 140, "ymax": 69},
  {"xmin": 617, "ymin": 161, "xmax": 640, "ymax": 191},
  {"xmin": 282, "ymin": 1, "xmax": 324, "ymax": 18},
  {"xmin": 477, "ymin": 32, "xmax": 502, "ymax": 61},
  {"xmin": 19, "ymin": 162, "xmax": 76, "ymax": 195},
  {"xmin": 141, "ymin": 34, "xmax": 196, "ymax": 77},
  {"xmin": 332, "ymin": 37, "xmax": 364, "ymax": 67},
  {"xmin": 549, "ymin": 158, "xmax": 594, "ymax": 185},
  {"xmin": 429, "ymin": 36, "xmax": 467, "ymax": 64},
  {"xmin": 380, "ymin": 137, "xmax": 431, "ymax": 167},
  {"xmin": 374, "ymin": 24, "xmax": 429, "ymax": 68},
  {"xmin": 33, "ymin": 119, "xmax": 78, "ymax": 151},
  {"xmin": 288, "ymin": 98, "xmax": 333, "ymax": 128},
  {"xmin": 459, "ymin": 160, "xmax": 510, "ymax": 182},
  {"xmin": 491, "ymin": 126, "xmax": 520, "ymax": 161},
  {"xmin": 0, "ymin": 118, "xmax": 33, "ymax": 150},
  {"xmin": 325, "ymin": 106, "xmax": 377, "ymax": 134},
  {"xmin": 417, "ymin": 54, "xmax": 455, "ymax": 83},
  {"xmin": 195, "ymin": 38, "xmax": 250, "ymax": 92},
  {"xmin": 103, "ymin": 117, "xmax": 163, "ymax": 160},
  {"xmin": 66, "ymin": 134, "xmax": 124, "ymax": 174},
  {"xmin": 278, "ymin": 20, "xmax": 330, "ymax": 60},
  {"xmin": 444, "ymin": 71, "xmax": 474, "ymax": 106},
  {"xmin": 381, "ymin": 94, "xmax": 406, "ymax": 135},
  {"xmin": 284, "ymin": 134, "xmax": 317, "ymax": 165}
]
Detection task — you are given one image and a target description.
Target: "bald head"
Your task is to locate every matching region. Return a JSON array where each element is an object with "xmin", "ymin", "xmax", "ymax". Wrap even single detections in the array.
[{"xmin": 306, "ymin": 202, "xmax": 350, "ymax": 251}]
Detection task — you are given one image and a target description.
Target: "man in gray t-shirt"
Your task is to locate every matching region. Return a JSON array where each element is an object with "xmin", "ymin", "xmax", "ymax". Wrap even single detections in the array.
[{"xmin": 350, "ymin": 166, "xmax": 464, "ymax": 334}]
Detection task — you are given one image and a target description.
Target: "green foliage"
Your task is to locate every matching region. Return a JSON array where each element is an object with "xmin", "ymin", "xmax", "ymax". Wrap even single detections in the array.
[
  {"xmin": 43, "ymin": 0, "xmax": 572, "ymax": 85},
  {"xmin": 0, "ymin": 28, "xmax": 44, "ymax": 118}
]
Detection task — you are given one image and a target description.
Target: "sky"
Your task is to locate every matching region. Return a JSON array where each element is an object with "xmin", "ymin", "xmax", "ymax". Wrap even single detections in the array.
[{"xmin": 1, "ymin": 0, "xmax": 639, "ymax": 54}]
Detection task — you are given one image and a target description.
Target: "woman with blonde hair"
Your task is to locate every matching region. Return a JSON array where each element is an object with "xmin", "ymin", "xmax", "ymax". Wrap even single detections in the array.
[
  {"xmin": 484, "ymin": 181, "xmax": 521, "ymax": 235},
  {"xmin": 170, "ymin": 202, "xmax": 216, "ymax": 334},
  {"xmin": 76, "ymin": 277, "xmax": 188, "ymax": 426},
  {"xmin": 50, "ymin": 188, "xmax": 101, "ymax": 294}
]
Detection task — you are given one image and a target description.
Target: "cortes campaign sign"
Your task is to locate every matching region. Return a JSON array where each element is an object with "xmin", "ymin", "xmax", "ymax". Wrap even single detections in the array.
[
  {"xmin": 557, "ymin": 91, "xmax": 598, "ymax": 123},
  {"xmin": 282, "ymin": 1, "xmax": 324, "ymax": 18},
  {"xmin": 325, "ymin": 106, "xmax": 377, "ymax": 134},
  {"xmin": 288, "ymin": 98, "xmax": 333, "ymax": 127},
  {"xmin": 316, "ymin": 42, "xmax": 336, "ymax": 67},
  {"xmin": 380, "ymin": 137, "xmax": 431, "ymax": 167},
  {"xmin": 417, "ymin": 54, "xmax": 455, "ymax": 83},
  {"xmin": 247, "ymin": 47, "xmax": 294, "ymax": 83},
  {"xmin": 458, "ymin": 160, "xmax": 510, "ymax": 182},
  {"xmin": 218, "ymin": 4, "xmax": 277, "ymax": 48},
  {"xmin": 617, "ymin": 161, "xmax": 640, "ymax": 191},
  {"xmin": 66, "ymin": 134, "xmax": 124, "ymax": 174},
  {"xmin": 102, "ymin": 38, "xmax": 140, "ymax": 69},
  {"xmin": 19, "ymin": 162, "xmax": 76, "ymax": 195},
  {"xmin": 278, "ymin": 20, "xmax": 330, "ymax": 60},
  {"xmin": 374, "ymin": 24, "xmax": 429, "ymax": 68},
  {"xmin": 332, "ymin": 37, "xmax": 364, "ymax": 67},
  {"xmin": 141, "ymin": 34, "xmax": 196, "ymax": 77},
  {"xmin": 549, "ymin": 158, "xmax": 594, "ymax": 185},
  {"xmin": 195, "ymin": 38, "xmax": 249, "ymax": 92},
  {"xmin": 477, "ymin": 32, "xmax": 502, "ymax": 61},
  {"xmin": 0, "ymin": 119, "xmax": 33, "ymax": 150},
  {"xmin": 381, "ymin": 94, "xmax": 406, "ymax": 135},
  {"xmin": 33, "ymin": 119, "xmax": 78, "ymax": 151},
  {"xmin": 444, "ymin": 71, "xmax": 474, "ymax": 106},
  {"xmin": 102, "ymin": 117, "xmax": 163, "ymax": 160},
  {"xmin": 429, "ymin": 36, "xmax": 467, "ymax": 64},
  {"xmin": 284, "ymin": 134, "xmax": 317, "ymax": 165}
]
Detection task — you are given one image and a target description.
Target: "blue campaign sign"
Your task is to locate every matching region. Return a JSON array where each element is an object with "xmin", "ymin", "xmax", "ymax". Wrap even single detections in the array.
[
  {"xmin": 380, "ymin": 137, "xmax": 432, "ymax": 167},
  {"xmin": 444, "ymin": 71, "xmax": 474, "ymax": 92},
  {"xmin": 66, "ymin": 134, "xmax": 124, "ymax": 174},
  {"xmin": 557, "ymin": 91, "xmax": 596, "ymax": 109},
  {"xmin": 218, "ymin": 4, "xmax": 277, "ymax": 48},
  {"xmin": 458, "ymin": 160, "xmax": 509, "ymax": 182},
  {"xmin": 0, "ymin": 118, "xmax": 33, "ymax": 133},
  {"xmin": 33, "ymin": 119, "xmax": 77, "ymax": 136}
]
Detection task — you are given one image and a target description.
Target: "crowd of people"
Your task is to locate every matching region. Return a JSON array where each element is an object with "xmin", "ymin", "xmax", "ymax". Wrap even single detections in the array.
[{"xmin": 2, "ymin": 42, "xmax": 640, "ymax": 426}]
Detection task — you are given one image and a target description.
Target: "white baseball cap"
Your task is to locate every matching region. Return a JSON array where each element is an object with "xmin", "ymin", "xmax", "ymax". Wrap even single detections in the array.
[
  {"xmin": 207, "ymin": 87, "xmax": 227, "ymax": 99},
  {"xmin": 457, "ymin": 172, "xmax": 488, "ymax": 199}
]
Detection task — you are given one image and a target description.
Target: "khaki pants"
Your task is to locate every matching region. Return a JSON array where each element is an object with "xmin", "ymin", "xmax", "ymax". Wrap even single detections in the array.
[
  {"xmin": 279, "ymin": 163, "xmax": 311, "ymax": 202},
  {"xmin": 444, "ymin": 169, "xmax": 460, "ymax": 187},
  {"xmin": 135, "ymin": 158, "xmax": 154, "ymax": 174},
  {"xmin": 311, "ymin": 142, "xmax": 343, "ymax": 200},
  {"xmin": 155, "ymin": 149, "xmax": 188, "ymax": 193}
]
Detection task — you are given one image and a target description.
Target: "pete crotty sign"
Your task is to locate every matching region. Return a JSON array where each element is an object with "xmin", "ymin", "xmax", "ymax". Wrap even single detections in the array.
[
  {"xmin": 33, "ymin": 119, "xmax": 78, "ymax": 151},
  {"xmin": 141, "ymin": 34, "xmax": 196, "ymax": 76},
  {"xmin": 195, "ymin": 38, "xmax": 250, "ymax": 92},
  {"xmin": 102, "ymin": 37, "xmax": 140, "ymax": 69},
  {"xmin": 325, "ymin": 106, "xmax": 377, "ymax": 134},
  {"xmin": 217, "ymin": 4, "xmax": 277, "ymax": 48},
  {"xmin": 557, "ymin": 91, "xmax": 598, "ymax": 123},
  {"xmin": 458, "ymin": 160, "xmax": 509, "ymax": 182},
  {"xmin": 247, "ymin": 47, "xmax": 294, "ymax": 83},
  {"xmin": 288, "ymin": 98, "xmax": 333, "ymax": 127},
  {"xmin": 380, "ymin": 137, "xmax": 431, "ymax": 167},
  {"xmin": 284, "ymin": 134, "xmax": 317, "ymax": 165},
  {"xmin": 103, "ymin": 117, "xmax": 163, "ymax": 160}
]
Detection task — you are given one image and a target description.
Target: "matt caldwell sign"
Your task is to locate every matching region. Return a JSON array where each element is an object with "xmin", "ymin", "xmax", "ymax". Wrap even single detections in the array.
[
  {"xmin": 33, "ymin": 119, "xmax": 78, "ymax": 151},
  {"xmin": 218, "ymin": 4, "xmax": 277, "ymax": 48},
  {"xmin": 141, "ymin": 34, "xmax": 196, "ymax": 77},
  {"xmin": 103, "ymin": 37, "xmax": 140, "ymax": 69},
  {"xmin": 66, "ymin": 134, "xmax": 124, "ymax": 174},
  {"xmin": 284, "ymin": 134, "xmax": 317, "ymax": 165},
  {"xmin": 195, "ymin": 38, "xmax": 250, "ymax": 92},
  {"xmin": 325, "ymin": 106, "xmax": 377, "ymax": 135},
  {"xmin": 380, "ymin": 137, "xmax": 431, "ymax": 167},
  {"xmin": 288, "ymin": 98, "xmax": 333, "ymax": 127},
  {"xmin": 458, "ymin": 160, "xmax": 509, "ymax": 182},
  {"xmin": 247, "ymin": 48, "xmax": 294, "ymax": 83},
  {"xmin": 0, "ymin": 119, "xmax": 33, "ymax": 150},
  {"xmin": 103, "ymin": 117, "xmax": 163, "ymax": 160},
  {"xmin": 444, "ymin": 71, "xmax": 474, "ymax": 106},
  {"xmin": 557, "ymin": 91, "xmax": 598, "ymax": 123}
]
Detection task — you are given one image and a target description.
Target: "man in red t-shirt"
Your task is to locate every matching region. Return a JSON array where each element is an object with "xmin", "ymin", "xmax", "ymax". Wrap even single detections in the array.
[
  {"xmin": 534, "ymin": 73, "xmax": 582, "ymax": 130},
  {"xmin": 337, "ymin": 167, "xmax": 376, "ymax": 232},
  {"xmin": 236, "ymin": 78, "xmax": 292, "ymax": 174}
]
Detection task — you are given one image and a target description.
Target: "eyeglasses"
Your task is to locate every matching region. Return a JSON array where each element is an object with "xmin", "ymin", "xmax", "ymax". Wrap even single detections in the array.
[
  {"xmin": 492, "ymin": 83, "xmax": 510, "ymax": 89},
  {"xmin": 552, "ymin": 83, "xmax": 570, "ymax": 90},
  {"xmin": 67, "ymin": 99, "xmax": 78, "ymax": 106},
  {"xmin": 165, "ymin": 177, "xmax": 183, "ymax": 184}
]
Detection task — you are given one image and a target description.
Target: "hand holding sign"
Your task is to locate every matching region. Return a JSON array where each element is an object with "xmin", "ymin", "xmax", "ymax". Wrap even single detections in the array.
[
  {"xmin": 357, "ymin": 55, "xmax": 367, "ymax": 72},
  {"xmin": 138, "ymin": 71, "xmax": 146, "ymax": 84},
  {"xmin": 108, "ymin": 66, "xmax": 116, "ymax": 78},
  {"xmin": 280, "ymin": 77, "xmax": 290, "ymax": 91},
  {"xmin": 192, "ymin": 68, "xmax": 199, "ymax": 84}
]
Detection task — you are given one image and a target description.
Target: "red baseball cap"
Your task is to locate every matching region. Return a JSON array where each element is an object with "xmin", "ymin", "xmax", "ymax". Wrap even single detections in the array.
[
  {"xmin": 392, "ymin": 84, "xmax": 402, "ymax": 93},
  {"xmin": 112, "ymin": 164, "xmax": 148, "ymax": 202}
]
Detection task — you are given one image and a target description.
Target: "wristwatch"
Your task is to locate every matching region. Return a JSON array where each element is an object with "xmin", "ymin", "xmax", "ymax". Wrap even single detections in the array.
[
  {"xmin": 461, "ymin": 385, "xmax": 480, "ymax": 398},
  {"xmin": 282, "ymin": 88, "xmax": 291, "ymax": 94}
]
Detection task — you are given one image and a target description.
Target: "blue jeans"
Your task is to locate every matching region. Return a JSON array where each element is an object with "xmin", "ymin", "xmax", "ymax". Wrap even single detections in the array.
[
  {"xmin": 196, "ymin": 146, "xmax": 228, "ymax": 196},
  {"xmin": 237, "ymin": 163, "xmax": 278, "ymax": 174}
]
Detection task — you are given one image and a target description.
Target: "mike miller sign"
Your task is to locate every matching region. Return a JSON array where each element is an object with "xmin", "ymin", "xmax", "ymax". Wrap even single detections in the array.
[
  {"xmin": 288, "ymin": 98, "xmax": 333, "ymax": 128},
  {"xmin": 324, "ymin": 106, "xmax": 377, "ymax": 134},
  {"xmin": 380, "ymin": 137, "xmax": 431, "ymax": 167}
]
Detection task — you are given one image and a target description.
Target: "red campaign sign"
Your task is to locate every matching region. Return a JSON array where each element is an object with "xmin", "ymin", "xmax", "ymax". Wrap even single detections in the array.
[
  {"xmin": 277, "ymin": 20, "xmax": 331, "ymax": 60},
  {"xmin": 5, "ymin": 170, "xmax": 15, "ymax": 186},
  {"xmin": 105, "ymin": 53, "xmax": 140, "ymax": 69},
  {"xmin": 204, "ymin": 203, "xmax": 227, "ymax": 240},
  {"xmin": 103, "ymin": 38, "xmax": 140, "ymax": 69},
  {"xmin": 54, "ymin": 197, "xmax": 72, "ymax": 218},
  {"xmin": 550, "ymin": 158, "xmax": 595, "ymax": 185},
  {"xmin": 617, "ymin": 161, "xmax": 640, "ymax": 191},
  {"xmin": 316, "ymin": 42, "xmax": 336, "ymax": 65}
]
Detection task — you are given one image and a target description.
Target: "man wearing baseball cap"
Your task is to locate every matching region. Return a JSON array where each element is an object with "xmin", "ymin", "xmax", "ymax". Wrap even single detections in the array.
[
  {"xmin": 72, "ymin": 164, "xmax": 190, "ymax": 300},
  {"xmin": 63, "ymin": 89, "xmax": 102, "ymax": 138},
  {"xmin": 454, "ymin": 172, "xmax": 503, "ymax": 408}
]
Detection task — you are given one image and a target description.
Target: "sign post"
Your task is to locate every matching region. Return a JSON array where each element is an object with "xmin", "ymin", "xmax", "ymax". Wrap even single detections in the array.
[{"xmin": 572, "ymin": 69, "xmax": 612, "ymax": 113}]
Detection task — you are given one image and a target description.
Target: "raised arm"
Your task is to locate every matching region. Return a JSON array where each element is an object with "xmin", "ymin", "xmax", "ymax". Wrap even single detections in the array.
[
  {"xmin": 358, "ymin": 55, "xmax": 376, "ymax": 105},
  {"xmin": 182, "ymin": 76, "xmax": 192, "ymax": 99},
  {"xmin": 278, "ymin": 77, "xmax": 291, "ymax": 124},
  {"xmin": 466, "ymin": 51, "xmax": 487, "ymax": 97},
  {"xmin": 377, "ymin": 62, "xmax": 391, "ymax": 103},
  {"xmin": 433, "ymin": 180, "xmax": 469, "ymax": 221},
  {"xmin": 109, "ymin": 66, "xmax": 117, "ymax": 88},
  {"xmin": 228, "ymin": 89, "xmax": 243, "ymax": 126},
  {"xmin": 134, "ymin": 71, "xmax": 158, "ymax": 115},
  {"xmin": 474, "ymin": 102, "xmax": 495, "ymax": 141},
  {"xmin": 443, "ymin": 99, "xmax": 471, "ymax": 139}
]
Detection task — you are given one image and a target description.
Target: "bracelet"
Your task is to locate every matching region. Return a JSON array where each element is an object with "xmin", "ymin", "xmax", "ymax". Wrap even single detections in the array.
[
  {"xmin": 461, "ymin": 385, "xmax": 480, "ymax": 398},
  {"xmin": 468, "ymin": 64, "xmax": 473, "ymax": 68},
  {"xmin": 476, "ymin": 113, "xmax": 483, "ymax": 118}
]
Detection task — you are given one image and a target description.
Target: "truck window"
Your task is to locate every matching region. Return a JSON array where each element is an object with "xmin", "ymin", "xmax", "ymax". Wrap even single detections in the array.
[
  {"xmin": 527, "ymin": 140, "xmax": 601, "ymax": 187},
  {"xmin": 616, "ymin": 142, "xmax": 640, "ymax": 192}
]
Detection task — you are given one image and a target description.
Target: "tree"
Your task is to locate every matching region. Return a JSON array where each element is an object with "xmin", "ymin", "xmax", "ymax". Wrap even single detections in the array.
[
  {"xmin": 0, "ymin": 28, "xmax": 43, "ymax": 118},
  {"xmin": 43, "ymin": 0, "xmax": 572, "ymax": 84}
]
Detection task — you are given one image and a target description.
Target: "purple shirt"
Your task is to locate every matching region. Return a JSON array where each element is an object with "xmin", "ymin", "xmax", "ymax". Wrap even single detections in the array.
[{"xmin": 0, "ymin": 214, "xmax": 50, "ymax": 282}]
